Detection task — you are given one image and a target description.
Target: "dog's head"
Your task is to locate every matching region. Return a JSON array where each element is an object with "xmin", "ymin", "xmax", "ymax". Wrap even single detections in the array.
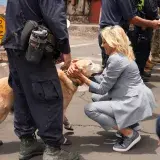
[{"xmin": 73, "ymin": 59, "xmax": 102, "ymax": 77}]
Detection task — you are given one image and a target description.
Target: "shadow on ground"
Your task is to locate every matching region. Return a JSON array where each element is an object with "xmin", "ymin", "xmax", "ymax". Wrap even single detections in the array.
[
  {"xmin": 0, "ymin": 131, "xmax": 158, "ymax": 158},
  {"xmin": 62, "ymin": 131, "xmax": 159, "ymax": 155},
  {"xmin": 0, "ymin": 141, "xmax": 19, "ymax": 154}
]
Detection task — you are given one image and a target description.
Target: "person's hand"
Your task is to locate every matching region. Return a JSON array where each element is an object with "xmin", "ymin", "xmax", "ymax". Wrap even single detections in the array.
[
  {"xmin": 67, "ymin": 59, "xmax": 79, "ymax": 76},
  {"xmin": 61, "ymin": 53, "xmax": 72, "ymax": 70},
  {"xmin": 68, "ymin": 63, "xmax": 92, "ymax": 85},
  {"xmin": 71, "ymin": 66, "xmax": 84, "ymax": 79},
  {"xmin": 67, "ymin": 63, "xmax": 81, "ymax": 76},
  {"xmin": 151, "ymin": 20, "xmax": 160, "ymax": 29},
  {"xmin": 67, "ymin": 63, "xmax": 84, "ymax": 78}
]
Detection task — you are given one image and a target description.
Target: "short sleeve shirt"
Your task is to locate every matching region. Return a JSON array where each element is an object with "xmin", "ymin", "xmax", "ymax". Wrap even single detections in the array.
[{"xmin": 100, "ymin": 0, "xmax": 136, "ymax": 28}]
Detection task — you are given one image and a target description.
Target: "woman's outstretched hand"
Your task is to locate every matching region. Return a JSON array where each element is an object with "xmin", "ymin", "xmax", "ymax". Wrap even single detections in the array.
[
  {"xmin": 67, "ymin": 63, "xmax": 91, "ymax": 85},
  {"xmin": 67, "ymin": 63, "xmax": 84, "ymax": 79}
]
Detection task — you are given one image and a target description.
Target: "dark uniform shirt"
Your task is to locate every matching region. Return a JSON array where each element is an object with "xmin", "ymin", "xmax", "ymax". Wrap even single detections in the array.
[
  {"xmin": 4, "ymin": 0, "xmax": 70, "ymax": 54},
  {"xmin": 100, "ymin": 0, "xmax": 136, "ymax": 29},
  {"xmin": 133, "ymin": 0, "xmax": 159, "ymax": 20}
]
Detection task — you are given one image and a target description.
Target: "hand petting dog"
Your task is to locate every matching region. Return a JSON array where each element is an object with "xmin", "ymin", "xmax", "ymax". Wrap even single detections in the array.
[{"xmin": 67, "ymin": 63, "xmax": 91, "ymax": 86}]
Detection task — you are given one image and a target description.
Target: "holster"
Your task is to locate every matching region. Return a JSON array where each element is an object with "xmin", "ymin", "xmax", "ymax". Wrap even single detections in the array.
[
  {"xmin": 21, "ymin": 20, "xmax": 39, "ymax": 50},
  {"xmin": 21, "ymin": 20, "xmax": 61, "ymax": 64}
]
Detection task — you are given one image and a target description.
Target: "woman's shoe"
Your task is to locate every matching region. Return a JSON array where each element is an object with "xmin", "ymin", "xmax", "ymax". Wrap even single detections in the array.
[
  {"xmin": 115, "ymin": 123, "xmax": 141, "ymax": 138},
  {"xmin": 113, "ymin": 130, "xmax": 141, "ymax": 152}
]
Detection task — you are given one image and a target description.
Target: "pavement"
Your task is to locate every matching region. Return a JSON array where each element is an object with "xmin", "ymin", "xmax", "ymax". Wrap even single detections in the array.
[
  {"xmin": 0, "ymin": 35, "xmax": 160, "ymax": 160},
  {"xmin": 68, "ymin": 24, "xmax": 99, "ymax": 38}
]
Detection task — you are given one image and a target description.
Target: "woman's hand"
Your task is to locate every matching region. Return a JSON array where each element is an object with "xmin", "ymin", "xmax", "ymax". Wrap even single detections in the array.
[
  {"xmin": 67, "ymin": 64, "xmax": 91, "ymax": 85},
  {"xmin": 67, "ymin": 62, "xmax": 79, "ymax": 76},
  {"xmin": 67, "ymin": 63, "xmax": 84, "ymax": 79}
]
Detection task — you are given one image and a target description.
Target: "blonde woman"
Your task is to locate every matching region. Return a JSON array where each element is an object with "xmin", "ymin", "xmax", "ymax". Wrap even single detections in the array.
[{"xmin": 68, "ymin": 26, "xmax": 157, "ymax": 152}]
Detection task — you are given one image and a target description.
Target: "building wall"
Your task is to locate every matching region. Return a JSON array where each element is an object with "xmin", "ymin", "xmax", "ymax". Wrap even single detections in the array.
[{"xmin": 67, "ymin": 0, "xmax": 101, "ymax": 24}]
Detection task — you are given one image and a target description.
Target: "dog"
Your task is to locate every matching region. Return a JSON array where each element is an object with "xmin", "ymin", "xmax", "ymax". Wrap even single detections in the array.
[
  {"xmin": 0, "ymin": 77, "xmax": 14, "ymax": 124},
  {"xmin": 0, "ymin": 59, "xmax": 102, "ymax": 130}
]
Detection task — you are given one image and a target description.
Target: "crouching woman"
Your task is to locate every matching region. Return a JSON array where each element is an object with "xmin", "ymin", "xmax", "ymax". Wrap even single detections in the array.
[{"xmin": 68, "ymin": 26, "xmax": 157, "ymax": 152}]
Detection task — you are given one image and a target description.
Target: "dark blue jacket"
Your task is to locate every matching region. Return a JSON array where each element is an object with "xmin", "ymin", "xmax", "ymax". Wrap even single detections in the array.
[{"xmin": 4, "ymin": 0, "xmax": 70, "ymax": 54}]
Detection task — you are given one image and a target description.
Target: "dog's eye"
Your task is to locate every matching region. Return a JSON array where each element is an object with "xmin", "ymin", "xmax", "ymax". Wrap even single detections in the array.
[{"xmin": 89, "ymin": 63, "xmax": 92, "ymax": 65}]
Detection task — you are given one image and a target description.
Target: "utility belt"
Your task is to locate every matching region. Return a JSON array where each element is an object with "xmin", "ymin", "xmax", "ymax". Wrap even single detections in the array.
[{"xmin": 2, "ymin": 20, "xmax": 60, "ymax": 64}]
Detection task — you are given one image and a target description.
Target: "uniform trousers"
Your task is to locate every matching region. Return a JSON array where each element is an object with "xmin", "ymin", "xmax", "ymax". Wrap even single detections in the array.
[{"xmin": 6, "ymin": 49, "xmax": 63, "ymax": 147}]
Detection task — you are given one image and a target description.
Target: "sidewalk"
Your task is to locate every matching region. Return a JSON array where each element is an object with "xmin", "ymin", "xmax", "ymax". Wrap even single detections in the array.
[{"xmin": 68, "ymin": 24, "xmax": 99, "ymax": 37}]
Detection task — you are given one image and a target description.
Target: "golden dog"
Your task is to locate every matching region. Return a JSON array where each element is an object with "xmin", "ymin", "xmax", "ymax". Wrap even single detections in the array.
[{"xmin": 0, "ymin": 59, "xmax": 102, "ymax": 130}]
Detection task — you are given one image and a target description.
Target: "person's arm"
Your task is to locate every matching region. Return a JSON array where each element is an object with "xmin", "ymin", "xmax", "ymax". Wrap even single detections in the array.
[
  {"xmin": 117, "ymin": 0, "xmax": 160, "ymax": 29},
  {"xmin": 88, "ymin": 56, "xmax": 126, "ymax": 95},
  {"xmin": 39, "ymin": 0, "xmax": 71, "ymax": 68},
  {"xmin": 68, "ymin": 55, "xmax": 127, "ymax": 95},
  {"xmin": 130, "ymin": 16, "xmax": 159, "ymax": 28}
]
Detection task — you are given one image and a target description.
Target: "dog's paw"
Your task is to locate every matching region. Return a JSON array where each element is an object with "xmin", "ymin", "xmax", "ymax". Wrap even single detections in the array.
[{"xmin": 64, "ymin": 124, "xmax": 74, "ymax": 131}]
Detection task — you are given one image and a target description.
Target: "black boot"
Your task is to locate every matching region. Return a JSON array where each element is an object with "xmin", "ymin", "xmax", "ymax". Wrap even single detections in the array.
[
  {"xmin": 0, "ymin": 140, "xmax": 3, "ymax": 146},
  {"xmin": 43, "ymin": 145, "xmax": 80, "ymax": 160},
  {"xmin": 19, "ymin": 135, "xmax": 44, "ymax": 160}
]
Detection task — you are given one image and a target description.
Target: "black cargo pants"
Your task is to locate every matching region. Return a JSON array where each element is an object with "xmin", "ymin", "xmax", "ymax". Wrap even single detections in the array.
[
  {"xmin": 128, "ymin": 28, "xmax": 153, "ymax": 75},
  {"xmin": 6, "ymin": 49, "xmax": 63, "ymax": 147}
]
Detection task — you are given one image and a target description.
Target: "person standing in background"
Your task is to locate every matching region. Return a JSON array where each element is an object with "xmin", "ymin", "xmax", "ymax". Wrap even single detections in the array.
[
  {"xmin": 99, "ymin": 0, "xmax": 160, "ymax": 68},
  {"xmin": 128, "ymin": 0, "xmax": 159, "ymax": 82}
]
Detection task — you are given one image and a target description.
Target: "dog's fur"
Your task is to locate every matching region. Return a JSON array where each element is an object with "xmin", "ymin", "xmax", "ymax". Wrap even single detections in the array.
[
  {"xmin": 0, "ymin": 77, "xmax": 14, "ymax": 124},
  {"xmin": 0, "ymin": 59, "xmax": 102, "ymax": 128}
]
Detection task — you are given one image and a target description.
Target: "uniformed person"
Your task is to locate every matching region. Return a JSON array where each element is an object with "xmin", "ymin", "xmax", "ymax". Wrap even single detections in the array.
[
  {"xmin": 3, "ymin": 0, "xmax": 80, "ymax": 160},
  {"xmin": 128, "ymin": 0, "xmax": 159, "ymax": 81},
  {"xmin": 99, "ymin": 0, "xmax": 160, "ymax": 68}
]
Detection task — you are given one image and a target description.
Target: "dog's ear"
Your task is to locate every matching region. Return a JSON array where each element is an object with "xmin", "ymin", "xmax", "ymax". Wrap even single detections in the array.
[{"xmin": 71, "ymin": 59, "xmax": 79, "ymax": 64}]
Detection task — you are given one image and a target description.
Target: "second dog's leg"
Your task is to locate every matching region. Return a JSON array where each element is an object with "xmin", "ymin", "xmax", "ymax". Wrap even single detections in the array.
[{"xmin": 63, "ymin": 115, "xmax": 74, "ymax": 131}]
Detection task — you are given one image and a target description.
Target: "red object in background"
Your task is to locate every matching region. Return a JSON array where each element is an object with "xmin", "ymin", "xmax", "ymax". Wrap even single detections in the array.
[
  {"xmin": 71, "ymin": 0, "xmax": 76, "ymax": 6},
  {"xmin": 89, "ymin": 0, "xmax": 101, "ymax": 24}
]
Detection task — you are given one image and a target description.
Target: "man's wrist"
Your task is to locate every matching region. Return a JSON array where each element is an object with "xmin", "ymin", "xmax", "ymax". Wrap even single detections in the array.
[{"xmin": 131, "ymin": 16, "xmax": 154, "ymax": 28}]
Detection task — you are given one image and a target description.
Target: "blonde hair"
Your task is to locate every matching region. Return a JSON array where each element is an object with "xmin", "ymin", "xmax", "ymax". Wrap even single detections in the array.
[{"xmin": 101, "ymin": 25, "xmax": 135, "ymax": 61}]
